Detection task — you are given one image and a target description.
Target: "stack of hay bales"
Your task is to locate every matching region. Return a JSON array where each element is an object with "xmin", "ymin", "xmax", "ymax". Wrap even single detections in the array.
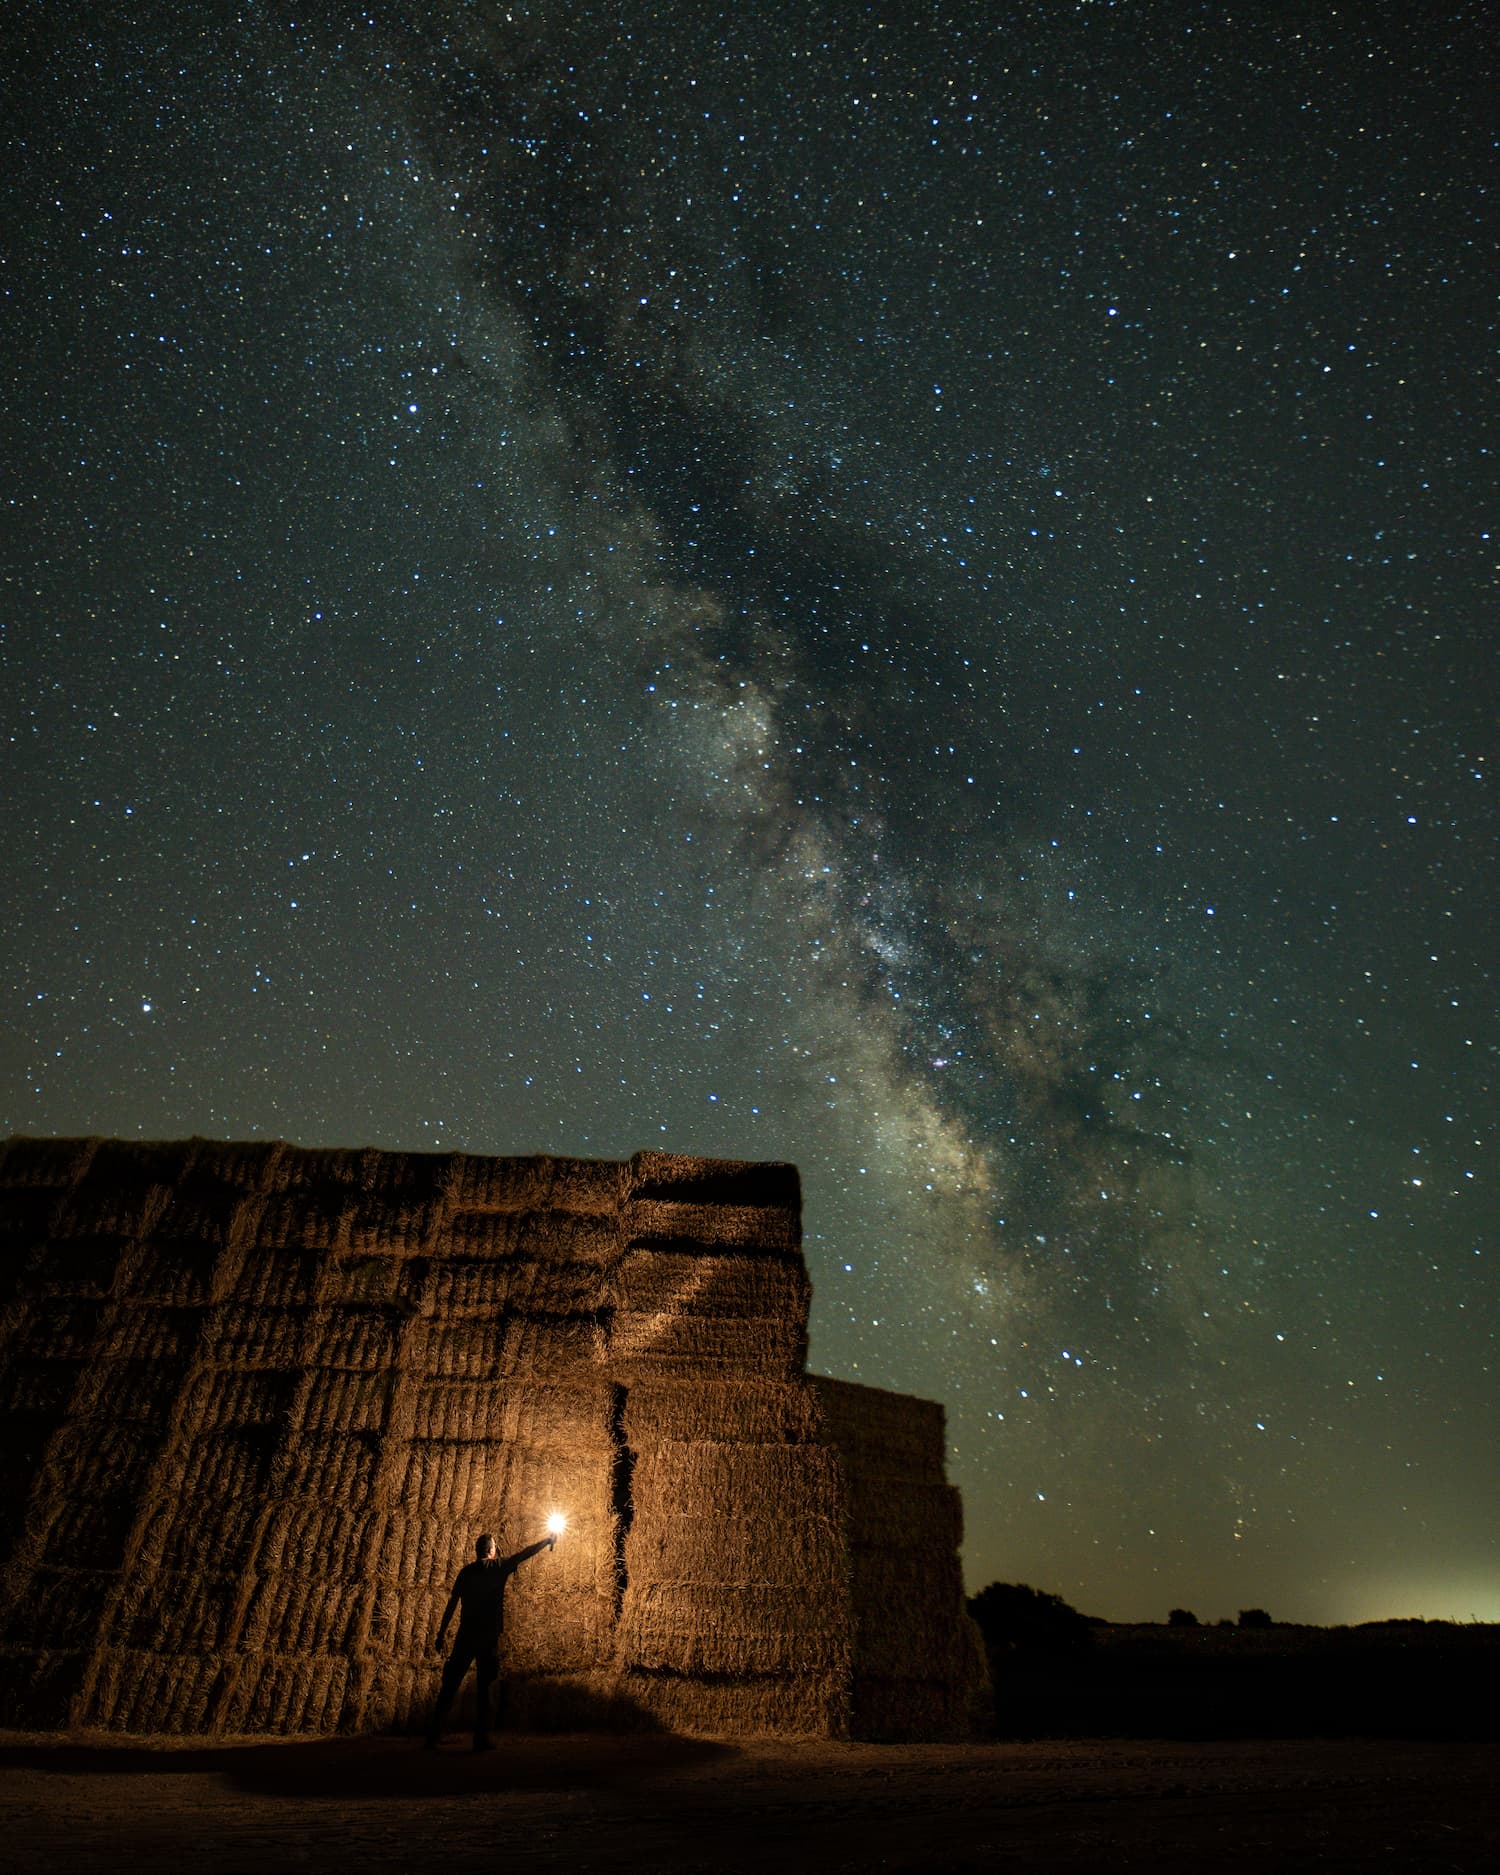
[{"xmin": 0, "ymin": 1135, "xmax": 984, "ymax": 1738}]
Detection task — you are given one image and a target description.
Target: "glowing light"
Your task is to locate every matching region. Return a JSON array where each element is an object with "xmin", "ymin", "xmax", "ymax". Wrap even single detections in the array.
[{"xmin": 546, "ymin": 1513, "xmax": 566, "ymax": 1536}]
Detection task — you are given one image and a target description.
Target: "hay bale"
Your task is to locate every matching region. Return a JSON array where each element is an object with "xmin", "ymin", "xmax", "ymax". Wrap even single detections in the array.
[
  {"xmin": 0, "ymin": 1135, "xmax": 98, "ymax": 1191},
  {"xmin": 618, "ymin": 1665, "xmax": 847, "ymax": 1738},
  {"xmin": 409, "ymin": 1377, "xmax": 616, "ymax": 1447},
  {"xmin": 622, "ymin": 1202, "xmax": 801, "ymax": 1254},
  {"xmin": 622, "ymin": 1378, "xmax": 827, "ymax": 1446},
  {"xmin": 608, "ymin": 1311, "xmax": 805, "ymax": 1377},
  {"xmin": 83, "ymin": 1647, "xmax": 227, "ymax": 1732},
  {"xmin": 440, "ymin": 1210, "xmax": 524, "ymax": 1256},
  {"xmin": 625, "ymin": 1152, "xmax": 800, "ymax": 1211},
  {"xmin": 619, "ymin": 1582, "xmax": 850, "ymax": 1675},
  {"xmin": 205, "ymin": 1307, "xmax": 308, "ymax": 1370},
  {"xmin": 251, "ymin": 1197, "xmax": 346, "ymax": 1256},
  {"xmin": 814, "ymin": 1375, "xmax": 948, "ymax": 1478},
  {"xmin": 632, "ymin": 1441, "xmax": 844, "ymax": 1511},
  {"xmin": 628, "ymin": 1510, "xmax": 845, "ymax": 1585},
  {"xmin": 611, "ymin": 1248, "xmax": 808, "ymax": 1318},
  {"xmin": 299, "ymin": 1368, "xmax": 394, "ymax": 1435},
  {"xmin": 8, "ymin": 1567, "xmax": 111, "ymax": 1651},
  {"xmin": 221, "ymin": 1651, "xmax": 350, "ymax": 1733}
]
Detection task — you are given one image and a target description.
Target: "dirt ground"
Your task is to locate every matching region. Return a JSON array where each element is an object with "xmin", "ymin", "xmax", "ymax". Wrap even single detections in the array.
[{"xmin": 1, "ymin": 1732, "xmax": 1495, "ymax": 1874}]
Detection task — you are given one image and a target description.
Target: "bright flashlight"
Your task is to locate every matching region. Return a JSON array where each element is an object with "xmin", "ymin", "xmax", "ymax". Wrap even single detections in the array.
[{"xmin": 546, "ymin": 1513, "xmax": 566, "ymax": 1537}]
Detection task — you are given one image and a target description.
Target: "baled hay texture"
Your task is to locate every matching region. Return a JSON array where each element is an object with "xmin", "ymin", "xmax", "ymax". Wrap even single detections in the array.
[
  {"xmin": 618, "ymin": 1665, "xmax": 847, "ymax": 1740},
  {"xmin": 410, "ymin": 1376, "xmax": 617, "ymax": 1448},
  {"xmin": 439, "ymin": 1210, "xmax": 524, "ymax": 1257},
  {"xmin": 222, "ymin": 1651, "xmax": 350, "ymax": 1735},
  {"xmin": 310, "ymin": 1304, "xmax": 409, "ymax": 1372},
  {"xmin": 52, "ymin": 1182, "xmax": 172, "ymax": 1244},
  {"xmin": 179, "ymin": 1140, "xmax": 284, "ymax": 1192},
  {"xmin": 102, "ymin": 1303, "xmax": 204, "ymax": 1364},
  {"xmin": 426, "ymin": 1255, "xmax": 606, "ymax": 1319},
  {"xmin": 850, "ymin": 1600, "xmax": 988, "ymax": 1683},
  {"xmin": 319, "ymin": 1254, "xmax": 422, "ymax": 1309},
  {"xmin": 229, "ymin": 1248, "xmax": 324, "ymax": 1307},
  {"xmin": 122, "ymin": 1240, "xmax": 224, "ymax": 1308},
  {"xmin": 390, "ymin": 1438, "xmax": 615, "ymax": 1529},
  {"xmin": 607, "ymin": 1311, "xmax": 805, "ymax": 1377},
  {"xmin": 416, "ymin": 1313, "xmax": 604, "ymax": 1380},
  {"xmin": 345, "ymin": 1200, "xmax": 438, "ymax": 1257},
  {"xmin": 114, "ymin": 1568, "xmax": 241, "ymax": 1653},
  {"xmin": 851, "ymin": 1670, "xmax": 985, "ymax": 1743},
  {"xmin": 239, "ymin": 1573, "xmax": 365, "ymax": 1655},
  {"xmin": 13, "ymin": 1567, "xmax": 112, "ymax": 1651},
  {"xmin": 626, "ymin": 1510, "xmax": 845, "ymax": 1587},
  {"xmin": 500, "ymin": 1587, "xmax": 616, "ymax": 1674},
  {"xmin": 621, "ymin": 1201, "xmax": 800, "ymax": 1255},
  {"xmin": 251, "ymin": 1498, "xmax": 383, "ymax": 1580},
  {"xmin": 141, "ymin": 1433, "xmax": 277, "ymax": 1570},
  {"xmin": 279, "ymin": 1431, "xmax": 381, "ymax": 1502},
  {"xmin": 842, "ymin": 1480, "xmax": 964, "ymax": 1553},
  {"xmin": 848, "ymin": 1541, "xmax": 966, "ymax": 1604},
  {"xmin": 626, "ymin": 1151, "xmax": 800, "ymax": 1211},
  {"xmin": 180, "ymin": 1366, "xmax": 300, "ymax": 1434},
  {"xmin": 813, "ymin": 1374, "xmax": 948, "ymax": 1478},
  {"xmin": 369, "ymin": 1579, "xmax": 446, "ymax": 1657},
  {"xmin": 631, "ymin": 1440, "xmax": 845, "ymax": 1517},
  {"xmin": 153, "ymin": 1188, "xmax": 244, "ymax": 1251},
  {"xmin": 354, "ymin": 1654, "xmax": 431, "ymax": 1733},
  {"xmin": 500, "ymin": 1669, "xmax": 651, "ymax": 1734},
  {"xmin": 611, "ymin": 1248, "xmax": 808, "ymax": 1320},
  {"xmin": 371, "ymin": 1511, "xmax": 464, "ymax": 1591},
  {"xmin": 515, "ymin": 1209, "xmax": 622, "ymax": 1264},
  {"xmin": 14, "ymin": 1234, "xmax": 126, "ymax": 1301},
  {"xmin": 91, "ymin": 1357, "xmax": 185, "ymax": 1428},
  {"xmin": 618, "ymin": 1582, "xmax": 851, "ymax": 1676},
  {"xmin": 448, "ymin": 1154, "xmax": 623, "ymax": 1216},
  {"xmin": 11, "ymin": 1298, "xmax": 106, "ymax": 1361},
  {"xmin": 83, "ymin": 1647, "xmax": 227, "ymax": 1733},
  {"xmin": 298, "ymin": 1366, "xmax": 394, "ymax": 1435},
  {"xmin": 251, "ymin": 1196, "xmax": 346, "ymax": 1256},
  {"xmin": 0, "ymin": 1135, "xmax": 99, "ymax": 1190},
  {"xmin": 205, "ymin": 1306, "xmax": 309, "ymax": 1371},
  {"xmin": 622, "ymin": 1377, "xmax": 826, "ymax": 1448}
]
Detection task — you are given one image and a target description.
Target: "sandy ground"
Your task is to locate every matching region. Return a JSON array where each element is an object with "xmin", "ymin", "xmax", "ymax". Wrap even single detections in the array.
[{"xmin": 0, "ymin": 1731, "xmax": 1494, "ymax": 1874}]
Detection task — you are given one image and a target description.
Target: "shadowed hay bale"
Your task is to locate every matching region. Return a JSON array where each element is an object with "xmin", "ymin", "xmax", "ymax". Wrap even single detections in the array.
[
  {"xmin": 620, "ymin": 1583, "xmax": 851, "ymax": 1675},
  {"xmin": 13, "ymin": 1235, "xmax": 126, "ymax": 1301},
  {"xmin": 11, "ymin": 1568, "xmax": 112, "ymax": 1651},
  {"xmin": 440, "ymin": 1211, "xmax": 524, "ymax": 1256},
  {"xmin": 449, "ymin": 1155, "xmax": 623, "ymax": 1215},
  {"xmin": 205, "ymin": 1307, "xmax": 309, "ymax": 1370},
  {"xmin": 345, "ymin": 1201, "xmax": 438, "ymax": 1257},
  {"xmin": 852, "ymin": 1671, "xmax": 982, "ymax": 1743},
  {"xmin": 105, "ymin": 1304, "xmax": 204, "ymax": 1363},
  {"xmin": 426, "ymin": 1256, "xmax": 605, "ymax": 1318},
  {"xmin": 608, "ymin": 1312, "xmax": 805, "ymax": 1376},
  {"xmin": 9, "ymin": 1299, "xmax": 104, "ymax": 1361},
  {"xmin": 240, "ymin": 1575, "xmax": 364, "ymax": 1654},
  {"xmin": 625, "ymin": 1152, "xmax": 800, "ymax": 1211},
  {"xmin": 622, "ymin": 1201, "xmax": 800, "ymax": 1253},
  {"xmin": 813, "ymin": 1374, "xmax": 947, "ymax": 1478},
  {"xmin": 842, "ymin": 1480, "xmax": 964, "ymax": 1552},
  {"xmin": 628, "ymin": 1510, "xmax": 845, "ymax": 1585},
  {"xmin": 299, "ymin": 1368, "xmax": 394, "ymax": 1434},
  {"xmin": 0, "ymin": 1136, "xmax": 99, "ymax": 1189},
  {"xmin": 83, "ymin": 1648, "xmax": 226, "ymax": 1732},
  {"xmin": 319, "ymin": 1255, "xmax": 422, "ymax": 1309},
  {"xmin": 623, "ymin": 1378, "xmax": 827, "ymax": 1446},
  {"xmin": 501, "ymin": 1668, "xmax": 656, "ymax": 1732},
  {"xmin": 222, "ymin": 1651, "xmax": 350, "ymax": 1732},
  {"xmin": 181, "ymin": 1367, "xmax": 300, "ymax": 1433},
  {"xmin": 633, "ymin": 1440, "xmax": 844, "ymax": 1509},
  {"xmin": 116, "ymin": 1569, "xmax": 240, "ymax": 1652},
  {"xmin": 502, "ymin": 1587, "xmax": 615, "ymax": 1673},
  {"xmin": 251, "ymin": 1197, "xmax": 347, "ymax": 1255},
  {"xmin": 0, "ymin": 1650, "xmax": 88, "ymax": 1727},
  {"xmin": 231, "ymin": 1249, "xmax": 325, "ymax": 1307},
  {"xmin": 417, "ymin": 1314, "xmax": 604, "ymax": 1378},
  {"xmin": 617, "ymin": 1666, "xmax": 847, "ymax": 1739},
  {"xmin": 410, "ymin": 1377, "xmax": 616, "ymax": 1447},
  {"xmin": 611, "ymin": 1249, "xmax": 808, "ymax": 1319}
]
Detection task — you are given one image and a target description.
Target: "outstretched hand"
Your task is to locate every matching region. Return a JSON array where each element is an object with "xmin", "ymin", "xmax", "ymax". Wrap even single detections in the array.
[{"xmin": 547, "ymin": 1533, "xmax": 557, "ymax": 1550}]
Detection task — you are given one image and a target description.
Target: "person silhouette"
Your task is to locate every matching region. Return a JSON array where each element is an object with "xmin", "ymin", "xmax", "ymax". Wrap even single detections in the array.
[{"xmin": 424, "ymin": 1530, "xmax": 555, "ymax": 1750}]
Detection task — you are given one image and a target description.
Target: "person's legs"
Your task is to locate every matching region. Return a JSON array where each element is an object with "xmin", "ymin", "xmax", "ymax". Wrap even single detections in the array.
[
  {"xmin": 473, "ymin": 1647, "xmax": 500, "ymax": 1748},
  {"xmin": 426, "ymin": 1641, "xmax": 475, "ymax": 1746}
]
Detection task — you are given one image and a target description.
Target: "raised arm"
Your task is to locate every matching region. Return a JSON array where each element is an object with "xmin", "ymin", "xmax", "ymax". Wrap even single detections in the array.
[{"xmin": 505, "ymin": 1535, "xmax": 556, "ymax": 1570}]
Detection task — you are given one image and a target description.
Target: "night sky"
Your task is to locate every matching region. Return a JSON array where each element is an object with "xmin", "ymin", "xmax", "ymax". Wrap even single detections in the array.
[{"xmin": 4, "ymin": 1, "xmax": 1495, "ymax": 1626}]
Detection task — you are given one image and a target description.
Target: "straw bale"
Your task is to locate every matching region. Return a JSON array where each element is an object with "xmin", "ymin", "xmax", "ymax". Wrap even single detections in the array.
[
  {"xmin": 251, "ymin": 1499, "xmax": 382, "ymax": 1580},
  {"xmin": 310, "ymin": 1304, "xmax": 406, "ymax": 1372},
  {"xmin": 626, "ymin": 1151, "xmax": 801, "ymax": 1211},
  {"xmin": 143, "ymin": 1432, "xmax": 277, "ymax": 1571},
  {"xmin": 449, "ymin": 1155, "xmax": 621, "ymax": 1215},
  {"xmin": 119, "ymin": 1238, "xmax": 225, "ymax": 1307},
  {"xmin": 354, "ymin": 1653, "xmax": 431, "ymax": 1732},
  {"xmin": 104, "ymin": 1303, "xmax": 204, "ymax": 1364},
  {"xmin": 10, "ymin": 1298, "xmax": 105, "ymax": 1361},
  {"xmin": 619, "ymin": 1582, "xmax": 851, "ymax": 1675},
  {"xmin": 53, "ymin": 1181, "xmax": 174, "ymax": 1244},
  {"xmin": 618, "ymin": 1665, "xmax": 847, "ymax": 1739},
  {"xmin": 623, "ymin": 1202, "xmax": 800, "ymax": 1254},
  {"xmin": 432, "ymin": 1256, "xmax": 606, "ymax": 1317},
  {"xmin": 409, "ymin": 1377, "xmax": 615, "ymax": 1448},
  {"xmin": 179, "ymin": 1139, "xmax": 283, "ymax": 1191},
  {"xmin": 280, "ymin": 1431, "xmax": 380, "ymax": 1502},
  {"xmin": 229, "ymin": 1247, "xmax": 324, "ymax": 1306},
  {"xmin": 109, "ymin": 1569, "xmax": 239, "ymax": 1652},
  {"xmin": 0, "ymin": 1135, "xmax": 98, "ymax": 1190},
  {"xmin": 439, "ymin": 1210, "xmax": 523, "ymax": 1257},
  {"xmin": 178, "ymin": 1368, "xmax": 298, "ymax": 1434},
  {"xmin": 814, "ymin": 1375, "xmax": 947, "ymax": 1479},
  {"xmin": 251, "ymin": 1195, "xmax": 346, "ymax": 1255},
  {"xmin": 608, "ymin": 1311, "xmax": 804, "ymax": 1376},
  {"xmin": 369, "ymin": 1579, "xmax": 445, "ymax": 1656},
  {"xmin": 239, "ymin": 1574, "xmax": 364, "ymax": 1654},
  {"xmin": 319, "ymin": 1254, "xmax": 421, "ymax": 1308},
  {"xmin": 91, "ymin": 1357, "xmax": 186, "ymax": 1429},
  {"xmin": 501, "ymin": 1669, "xmax": 653, "ymax": 1733},
  {"xmin": 516, "ymin": 1210, "xmax": 621, "ymax": 1264},
  {"xmin": 222, "ymin": 1651, "xmax": 350, "ymax": 1734},
  {"xmin": 417, "ymin": 1312, "xmax": 604, "ymax": 1379},
  {"xmin": 7, "ymin": 1567, "xmax": 110, "ymax": 1651},
  {"xmin": 205, "ymin": 1306, "xmax": 309, "ymax": 1369},
  {"xmin": 346, "ymin": 1201, "xmax": 436, "ymax": 1257},
  {"xmin": 611, "ymin": 1248, "xmax": 808, "ymax": 1319},
  {"xmin": 501, "ymin": 1588, "xmax": 614, "ymax": 1672},
  {"xmin": 841, "ymin": 1480, "xmax": 963, "ymax": 1553},
  {"xmin": 394, "ymin": 1439, "xmax": 508, "ymax": 1522},
  {"xmin": 371, "ymin": 1509, "xmax": 457, "ymax": 1590},
  {"xmin": 622, "ymin": 1377, "xmax": 826, "ymax": 1447},
  {"xmin": 275, "ymin": 1146, "xmax": 366, "ymax": 1193},
  {"xmin": 299, "ymin": 1367, "xmax": 393, "ymax": 1435},
  {"xmin": 85, "ymin": 1648, "xmax": 227, "ymax": 1733},
  {"xmin": 851, "ymin": 1671, "xmax": 981, "ymax": 1743},
  {"xmin": 633, "ymin": 1441, "xmax": 844, "ymax": 1516},
  {"xmin": 627, "ymin": 1510, "xmax": 845, "ymax": 1586},
  {"xmin": 13, "ymin": 1234, "xmax": 125, "ymax": 1301}
]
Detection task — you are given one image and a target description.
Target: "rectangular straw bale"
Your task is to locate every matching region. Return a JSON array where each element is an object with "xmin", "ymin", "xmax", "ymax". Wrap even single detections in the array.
[
  {"xmin": 618, "ymin": 1665, "xmax": 846, "ymax": 1739},
  {"xmin": 205, "ymin": 1305, "xmax": 308, "ymax": 1369},
  {"xmin": 299, "ymin": 1367, "xmax": 393, "ymax": 1435},
  {"xmin": 608, "ymin": 1311, "xmax": 804, "ymax": 1376},
  {"xmin": 619, "ymin": 1582, "xmax": 851, "ymax": 1675},
  {"xmin": 501, "ymin": 1588, "xmax": 615, "ymax": 1672},
  {"xmin": 240, "ymin": 1573, "xmax": 364, "ymax": 1654},
  {"xmin": 849, "ymin": 1595, "xmax": 985, "ymax": 1682},
  {"xmin": 91, "ymin": 1357, "xmax": 185, "ymax": 1429},
  {"xmin": 345, "ymin": 1200, "xmax": 434, "ymax": 1257},
  {"xmin": 369, "ymin": 1579, "xmax": 446, "ymax": 1656},
  {"xmin": 626, "ymin": 1510, "xmax": 845, "ymax": 1587},
  {"xmin": 311, "ymin": 1304, "xmax": 405, "ymax": 1371},
  {"xmin": 620, "ymin": 1377, "xmax": 825, "ymax": 1447},
  {"xmin": 179, "ymin": 1366, "xmax": 299, "ymax": 1433},
  {"xmin": 181, "ymin": 1141, "xmax": 283, "ymax": 1192},
  {"xmin": 275, "ymin": 1146, "xmax": 364, "ymax": 1193},
  {"xmin": 224, "ymin": 1652, "xmax": 349, "ymax": 1735},
  {"xmin": 500, "ymin": 1257, "xmax": 607, "ymax": 1316},
  {"xmin": 622, "ymin": 1201, "xmax": 799, "ymax": 1254},
  {"xmin": 842, "ymin": 1480, "xmax": 963, "ymax": 1552},
  {"xmin": 355, "ymin": 1654, "xmax": 430, "ymax": 1733},
  {"xmin": 633, "ymin": 1441, "xmax": 844, "ymax": 1517},
  {"xmin": 395, "ymin": 1439, "xmax": 509, "ymax": 1521},
  {"xmin": 626, "ymin": 1152, "xmax": 800, "ymax": 1209},
  {"xmin": 416, "ymin": 1313, "xmax": 604, "ymax": 1379},
  {"xmin": 11, "ymin": 1298, "xmax": 105, "ymax": 1361},
  {"xmin": 12, "ymin": 1567, "xmax": 112, "ymax": 1651},
  {"xmin": 410, "ymin": 1376, "xmax": 615, "ymax": 1447},
  {"xmin": 280, "ymin": 1431, "xmax": 380, "ymax": 1502},
  {"xmin": 536, "ymin": 1158, "xmax": 624, "ymax": 1216},
  {"xmin": 440, "ymin": 1211, "xmax": 524, "ymax": 1260},
  {"xmin": 0, "ymin": 1135, "xmax": 98, "ymax": 1190},
  {"xmin": 448, "ymin": 1156, "xmax": 571, "ymax": 1213},
  {"xmin": 493, "ymin": 1445, "xmax": 615, "ymax": 1528},
  {"xmin": 252, "ymin": 1498, "xmax": 382, "ymax": 1579},
  {"xmin": 122, "ymin": 1238, "xmax": 224, "ymax": 1307},
  {"xmin": 814, "ymin": 1375, "xmax": 947, "ymax": 1478},
  {"xmin": 320, "ymin": 1253, "xmax": 420, "ymax": 1308},
  {"xmin": 252, "ymin": 1194, "xmax": 347, "ymax": 1255},
  {"xmin": 0, "ymin": 1357, "xmax": 83, "ymax": 1418},
  {"xmin": 228, "ymin": 1247, "xmax": 324, "ymax": 1307},
  {"xmin": 373, "ymin": 1510, "xmax": 460, "ymax": 1590},
  {"xmin": 112, "ymin": 1569, "xmax": 240, "ymax": 1652},
  {"xmin": 423, "ymin": 1257, "xmax": 518, "ymax": 1318},
  {"xmin": 85, "ymin": 1648, "xmax": 227, "ymax": 1734},
  {"xmin": 101, "ymin": 1303, "xmax": 203, "ymax": 1364},
  {"xmin": 502, "ymin": 1669, "xmax": 645, "ymax": 1733},
  {"xmin": 51, "ymin": 1180, "xmax": 172, "ymax": 1243},
  {"xmin": 516, "ymin": 1210, "xmax": 621, "ymax": 1263},
  {"xmin": 851, "ymin": 1669, "xmax": 984, "ymax": 1743},
  {"xmin": 611, "ymin": 1248, "xmax": 808, "ymax": 1320},
  {"xmin": 144, "ymin": 1432, "xmax": 276, "ymax": 1570}
]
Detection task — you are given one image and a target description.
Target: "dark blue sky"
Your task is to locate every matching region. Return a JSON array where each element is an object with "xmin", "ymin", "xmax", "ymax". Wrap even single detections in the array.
[{"xmin": 3, "ymin": 0, "xmax": 1494, "ymax": 1622}]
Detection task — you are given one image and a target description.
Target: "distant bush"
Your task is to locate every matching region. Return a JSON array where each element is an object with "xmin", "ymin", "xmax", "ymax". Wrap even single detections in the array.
[
  {"xmin": 968, "ymin": 1582, "xmax": 1095, "ymax": 1657},
  {"xmin": 1168, "ymin": 1608, "xmax": 1199, "ymax": 1628},
  {"xmin": 1238, "ymin": 1608, "xmax": 1274, "ymax": 1629}
]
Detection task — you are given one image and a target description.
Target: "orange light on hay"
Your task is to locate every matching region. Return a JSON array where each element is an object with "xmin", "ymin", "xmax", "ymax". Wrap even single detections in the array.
[{"xmin": 546, "ymin": 1512, "xmax": 566, "ymax": 1537}]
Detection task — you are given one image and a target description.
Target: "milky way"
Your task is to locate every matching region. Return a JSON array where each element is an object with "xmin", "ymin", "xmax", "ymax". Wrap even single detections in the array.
[{"xmin": 4, "ymin": 1, "xmax": 1494, "ymax": 1622}]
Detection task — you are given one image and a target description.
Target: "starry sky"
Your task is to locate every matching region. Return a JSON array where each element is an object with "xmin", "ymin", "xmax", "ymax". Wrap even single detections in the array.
[{"xmin": 4, "ymin": 0, "xmax": 1495, "ymax": 1626}]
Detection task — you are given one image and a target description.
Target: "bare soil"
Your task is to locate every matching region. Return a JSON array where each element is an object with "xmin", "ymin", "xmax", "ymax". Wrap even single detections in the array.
[{"xmin": 1, "ymin": 1731, "xmax": 1494, "ymax": 1873}]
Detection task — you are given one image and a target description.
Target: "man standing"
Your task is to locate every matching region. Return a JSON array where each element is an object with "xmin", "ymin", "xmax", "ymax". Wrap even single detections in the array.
[{"xmin": 425, "ymin": 1530, "xmax": 555, "ymax": 1750}]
